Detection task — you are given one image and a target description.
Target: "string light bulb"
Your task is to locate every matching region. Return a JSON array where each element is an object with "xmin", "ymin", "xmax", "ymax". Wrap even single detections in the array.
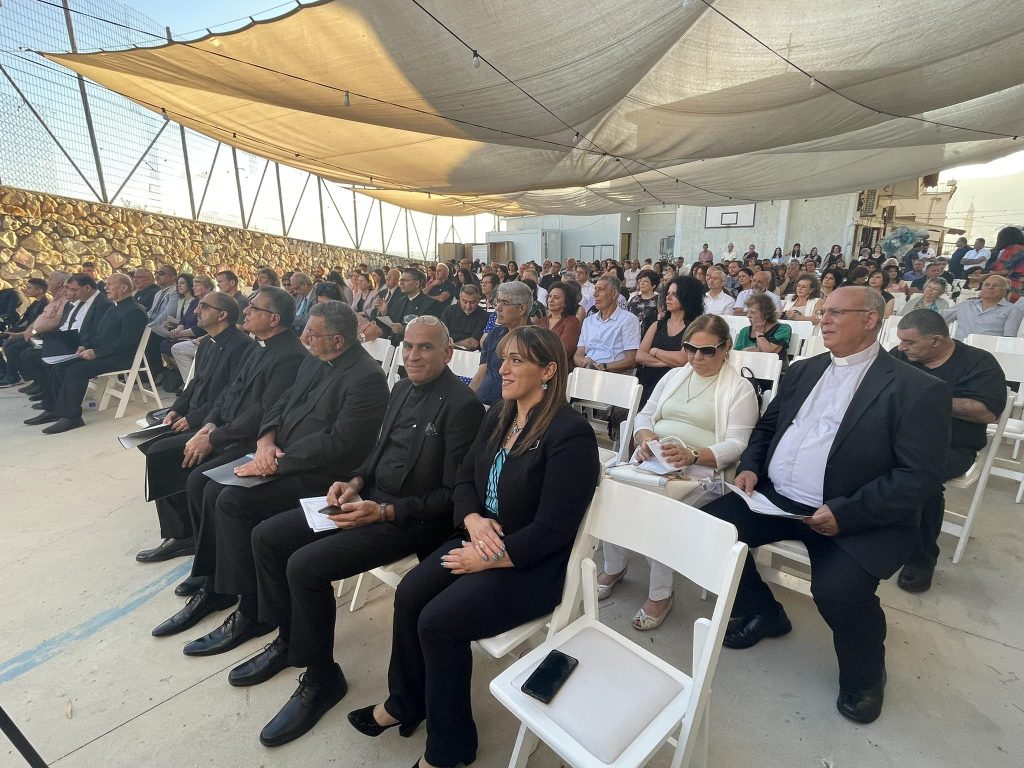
[
  {"xmin": 472, "ymin": 50, "xmax": 480, "ymax": 68},
  {"xmin": 343, "ymin": 90, "xmax": 350, "ymax": 107},
  {"xmin": 809, "ymin": 77, "xmax": 817, "ymax": 90},
  {"xmin": 572, "ymin": 131, "xmax": 581, "ymax": 145}
]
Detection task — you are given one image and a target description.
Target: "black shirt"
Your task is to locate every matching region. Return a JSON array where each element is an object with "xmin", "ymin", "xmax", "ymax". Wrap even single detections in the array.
[
  {"xmin": 911, "ymin": 271, "xmax": 955, "ymax": 290},
  {"xmin": 890, "ymin": 340, "xmax": 1006, "ymax": 450},
  {"xmin": 374, "ymin": 378, "xmax": 436, "ymax": 496},
  {"xmin": 440, "ymin": 304, "xmax": 488, "ymax": 344},
  {"xmin": 428, "ymin": 280, "xmax": 457, "ymax": 303}
]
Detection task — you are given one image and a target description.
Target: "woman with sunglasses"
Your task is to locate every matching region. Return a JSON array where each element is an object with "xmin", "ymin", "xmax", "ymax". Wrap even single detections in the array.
[
  {"xmin": 734, "ymin": 293, "xmax": 791, "ymax": 368},
  {"xmin": 598, "ymin": 314, "xmax": 759, "ymax": 630},
  {"xmin": 348, "ymin": 326, "xmax": 599, "ymax": 768}
]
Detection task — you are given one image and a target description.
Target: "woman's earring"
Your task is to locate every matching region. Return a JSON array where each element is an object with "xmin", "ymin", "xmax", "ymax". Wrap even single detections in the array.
[{"xmin": 541, "ymin": 381, "xmax": 549, "ymax": 391}]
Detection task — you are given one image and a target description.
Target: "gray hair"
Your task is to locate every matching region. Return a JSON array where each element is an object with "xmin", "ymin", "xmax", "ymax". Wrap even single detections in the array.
[
  {"xmin": 194, "ymin": 275, "xmax": 215, "ymax": 292},
  {"xmin": 309, "ymin": 300, "xmax": 358, "ymax": 345},
  {"xmin": 290, "ymin": 272, "xmax": 313, "ymax": 288},
  {"xmin": 597, "ymin": 275, "xmax": 621, "ymax": 293},
  {"xmin": 106, "ymin": 272, "xmax": 132, "ymax": 292},
  {"xmin": 898, "ymin": 308, "xmax": 949, "ymax": 338},
  {"xmin": 496, "ymin": 280, "xmax": 533, "ymax": 307},
  {"xmin": 858, "ymin": 286, "xmax": 886, "ymax": 335},
  {"xmin": 459, "ymin": 284, "xmax": 481, "ymax": 299},
  {"xmin": 255, "ymin": 286, "xmax": 296, "ymax": 327},
  {"xmin": 925, "ymin": 277, "xmax": 948, "ymax": 295}
]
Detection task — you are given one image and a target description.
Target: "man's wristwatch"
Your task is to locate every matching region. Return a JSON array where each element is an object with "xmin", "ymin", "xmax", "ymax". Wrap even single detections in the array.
[{"xmin": 689, "ymin": 448, "xmax": 700, "ymax": 465}]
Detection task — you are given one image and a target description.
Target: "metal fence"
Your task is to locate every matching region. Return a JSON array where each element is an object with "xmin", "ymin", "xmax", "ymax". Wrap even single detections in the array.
[{"xmin": 0, "ymin": 0, "xmax": 497, "ymax": 259}]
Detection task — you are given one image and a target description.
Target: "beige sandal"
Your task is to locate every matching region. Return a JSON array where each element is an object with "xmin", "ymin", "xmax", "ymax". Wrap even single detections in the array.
[
  {"xmin": 632, "ymin": 596, "xmax": 674, "ymax": 631},
  {"xmin": 596, "ymin": 567, "xmax": 627, "ymax": 601}
]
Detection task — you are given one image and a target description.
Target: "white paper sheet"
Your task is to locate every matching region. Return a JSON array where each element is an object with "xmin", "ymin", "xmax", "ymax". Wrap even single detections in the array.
[
  {"xmin": 117, "ymin": 423, "xmax": 171, "ymax": 449},
  {"xmin": 42, "ymin": 354, "xmax": 78, "ymax": 365},
  {"xmin": 723, "ymin": 483, "xmax": 810, "ymax": 518},
  {"xmin": 300, "ymin": 494, "xmax": 363, "ymax": 532}
]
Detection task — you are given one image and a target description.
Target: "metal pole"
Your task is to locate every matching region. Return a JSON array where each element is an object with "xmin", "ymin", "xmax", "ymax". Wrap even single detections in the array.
[
  {"xmin": 166, "ymin": 27, "xmax": 197, "ymax": 219},
  {"xmin": 231, "ymin": 146, "xmax": 246, "ymax": 228},
  {"xmin": 405, "ymin": 208, "xmax": 411, "ymax": 260},
  {"xmin": 62, "ymin": 0, "xmax": 107, "ymax": 202},
  {"xmin": 318, "ymin": 177, "xmax": 326, "ymax": 243},
  {"xmin": 379, "ymin": 199, "xmax": 385, "ymax": 254},
  {"xmin": 351, "ymin": 188, "xmax": 361, "ymax": 249},
  {"xmin": 275, "ymin": 163, "xmax": 287, "ymax": 236},
  {"xmin": 110, "ymin": 120, "xmax": 170, "ymax": 204},
  {"xmin": 0, "ymin": 706, "xmax": 47, "ymax": 768}
]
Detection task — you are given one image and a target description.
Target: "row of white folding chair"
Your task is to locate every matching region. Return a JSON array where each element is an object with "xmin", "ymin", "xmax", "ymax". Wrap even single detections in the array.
[
  {"xmin": 490, "ymin": 477, "xmax": 746, "ymax": 768},
  {"xmin": 89, "ymin": 326, "xmax": 163, "ymax": 419},
  {"xmin": 728, "ymin": 350, "xmax": 782, "ymax": 414},
  {"xmin": 361, "ymin": 337, "xmax": 396, "ymax": 374},
  {"xmin": 718, "ymin": 314, "xmax": 812, "ymax": 356}
]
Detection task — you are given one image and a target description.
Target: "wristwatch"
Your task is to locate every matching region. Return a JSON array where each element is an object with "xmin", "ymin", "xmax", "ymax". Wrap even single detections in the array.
[{"xmin": 689, "ymin": 448, "xmax": 700, "ymax": 464}]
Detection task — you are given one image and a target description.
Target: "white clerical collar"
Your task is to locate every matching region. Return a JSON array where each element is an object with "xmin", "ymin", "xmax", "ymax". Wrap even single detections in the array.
[{"xmin": 831, "ymin": 341, "xmax": 880, "ymax": 367}]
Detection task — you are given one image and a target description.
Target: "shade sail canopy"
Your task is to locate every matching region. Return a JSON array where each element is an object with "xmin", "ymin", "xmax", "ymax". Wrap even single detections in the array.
[{"xmin": 45, "ymin": 0, "xmax": 1024, "ymax": 215}]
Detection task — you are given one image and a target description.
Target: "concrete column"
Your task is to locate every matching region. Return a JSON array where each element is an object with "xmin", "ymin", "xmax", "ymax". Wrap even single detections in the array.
[
  {"xmin": 776, "ymin": 200, "xmax": 791, "ymax": 251},
  {"xmin": 673, "ymin": 204, "xmax": 685, "ymax": 263}
]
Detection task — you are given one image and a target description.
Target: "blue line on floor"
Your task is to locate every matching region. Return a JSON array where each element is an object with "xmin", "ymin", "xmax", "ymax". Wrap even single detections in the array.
[{"xmin": 0, "ymin": 561, "xmax": 192, "ymax": 683}]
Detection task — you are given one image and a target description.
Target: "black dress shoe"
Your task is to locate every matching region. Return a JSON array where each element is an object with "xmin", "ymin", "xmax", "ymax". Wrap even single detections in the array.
[
  {"xmin": 228, "ymin": 636, "xmax": 291, "ymax": 687},
  {"xmin": 18, "ymin": 383, "xmax": 40, "ymax": 394},
  {"xmin": 0, "ymin": 376, "xmax": 23, "ymax": 388},
  {"xmin": 31, "ymin": 402, "xmax": 46, "ymax": 410},
  {"xmin": 136, "ymin": 537, "xmax": 195, "ymax": 563},
  {"xmin": 42, "ymin": 417, "xmax": 85, "ymax": 434},
  {"xmin": 175, "ymin": 575, "xmax": 205, "ymax": 597},
  {"xmin": 347, "ymin": 704, "xmax": 422, "ymax": 738},
  {"xmin": 408, "ymin": 755, "xmax": 476, "ymax": 768},
  {"xmin": 28, "ymin": 392, "xmax": 43, "ymax": 401},
  {"xmin": 722, "ymin": 609, "xmax": 792, "ymax": 649},
  {"xmin": 24, "ymin": 411, "xmax": 59, "ymax": 426},
  {"xmin": 182, "ymin": 609, "xmax": 274, "ymax": 657},
  {"xmin": 837, "ymin": 670, "xmax": 886, "ymax": 724},
  {"xmin": 259, "ymin": 665, "xmax": 348, "ymax": 747},
  {"xmin": 151, "ymin": 587, "xmax": 236, "ymax": 637},
  {"xmin": 897, "ymin": 564, "xmax": 934, "ymax": 593}
]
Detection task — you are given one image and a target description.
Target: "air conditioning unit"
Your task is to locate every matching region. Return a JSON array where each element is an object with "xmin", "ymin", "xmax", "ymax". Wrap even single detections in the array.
[
  {"xmin": 882, "ymin": 205, "xmax": 896, "ymax": 224},
  {"xmin": 858, "ymin": 189, "xmax": 878, "ymax": 214}
]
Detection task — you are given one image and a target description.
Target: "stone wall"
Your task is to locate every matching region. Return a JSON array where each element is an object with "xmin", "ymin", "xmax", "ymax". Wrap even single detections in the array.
[{"xmin": 0, "ymin": 186, "xmax": 388, "ymax": 290}]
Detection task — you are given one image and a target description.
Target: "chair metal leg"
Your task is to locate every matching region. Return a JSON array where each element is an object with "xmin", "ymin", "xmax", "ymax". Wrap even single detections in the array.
[
  {"xmin": 507, "ymin": 724, "xmax": 540, "ymax": 768},
  {"xmin": 348, "ymin": 573, "xmax": 371, "ymax": 612}
]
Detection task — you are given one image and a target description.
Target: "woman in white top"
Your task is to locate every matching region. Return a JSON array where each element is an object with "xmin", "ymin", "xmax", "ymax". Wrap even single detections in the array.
[
  {"xmin": 781, "ymin": 274, "xmax": 822, "ymax": 323},
  {"xmin": 598, "ymin": 315, "xmax": 759, "ymax": 631}
]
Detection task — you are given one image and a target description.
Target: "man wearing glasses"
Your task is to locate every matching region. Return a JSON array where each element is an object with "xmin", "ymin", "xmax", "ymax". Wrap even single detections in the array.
[
  {"xmin": 142, "ymin": 287, "xmax": 306, "ymax": 595},
  {"xmin": 704, "ymin": 286, "xmax": 950, "ymax": 725},
  {"xmin": 153, "ymin": 302, "xmax": 389, "ymax": 658},
  {"xmin": 376, "ymin": 268, "xmax": 444, "ymax": 344},
  {"xmin": 135, "ymin": 292, "xmax": 255, "ymax": 564},
  {"xmin": 141, "ymin": 264, "xmax": 179, "ymax": 377},
  {"xmin": 470, "ymin": 280, "xmax": 531, "ymax": 405}
]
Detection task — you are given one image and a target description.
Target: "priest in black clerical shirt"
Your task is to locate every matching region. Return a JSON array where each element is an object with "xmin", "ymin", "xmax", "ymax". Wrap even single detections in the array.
[{"xmin": 151, "ymin": 301, "xmax": 389, "ymax": 657}]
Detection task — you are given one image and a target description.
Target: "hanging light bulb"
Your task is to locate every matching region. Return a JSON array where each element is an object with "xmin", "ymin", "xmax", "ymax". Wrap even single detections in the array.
[
  {"xmin": 343, "ymin": 90, "xmax": 350, "ymax": 107},
  {"xmin": 571, "ymin": 131, "xmax": 581, "ymax": 145},
  {"xmin": 809, "ymin": 77, "xmax": 817, "ymax": 90},
  {"xmin": 472, "ymin": 50, "xmax": 480, "ymax": 68}
]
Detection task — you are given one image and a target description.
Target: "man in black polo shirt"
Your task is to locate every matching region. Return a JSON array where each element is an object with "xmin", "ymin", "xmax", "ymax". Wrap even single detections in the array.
[
  {"xmin": 439, "ymin": 285, "xmax": 488, "ymax": 351},
  {"xmin": 891, "ymin": 309, "xmax": 1006, "ymax": 591}
]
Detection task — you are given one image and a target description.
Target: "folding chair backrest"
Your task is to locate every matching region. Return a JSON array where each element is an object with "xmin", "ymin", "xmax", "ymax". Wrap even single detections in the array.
[
  {"xmin": 965, "ymin": 334, "xmax": 1024, "ymax": 356},
  {"xmin": 566, "ymin": 368, "xmax": 642, "ymax": 462},
  {"xmin": 988, "ymin": 348, "xmax": 1024, "ymax": 387},
  {"xmin": 362, "ymin": 337, "xmax": 396, "ymax": 372},
  {"xmin": 780, "ymin": 320, "xmax": 813, "ymax": 356},
  {"xmin": 801, "ymin": 334, "xmax": 827, "ymax": 357},
  {"xmin": 729, "ymin": 350, "xmax": 782, "ymax": 411},
  {"xmin": 385, "ymin": 350, "xmax": 402, "ymax": 390},
  {"xmin": 448, "ymin": 348, "xmax": 481, "ymax": 379},
  {"xmin": 719, "ymin": 313, "xmax": 748, "ymax": 343}
]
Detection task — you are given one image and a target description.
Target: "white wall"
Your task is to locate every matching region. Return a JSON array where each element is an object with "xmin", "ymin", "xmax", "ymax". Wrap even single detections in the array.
[
  {"xmin": 637, "ymin": 209, "xmax": 676, "ymax": 263},
  {"xmin": 503, "ymin": 214, "xmax": 624, "ymax": 263}
]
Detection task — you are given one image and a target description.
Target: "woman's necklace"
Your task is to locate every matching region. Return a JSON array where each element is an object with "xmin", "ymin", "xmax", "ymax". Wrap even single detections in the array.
[
  {"xmin": 685, "ymin": 373, "xmax": 719, "ymax": 402},
  {"xmin": 505, "ymin": 416, "xmax": 522, "ymax": 445}
]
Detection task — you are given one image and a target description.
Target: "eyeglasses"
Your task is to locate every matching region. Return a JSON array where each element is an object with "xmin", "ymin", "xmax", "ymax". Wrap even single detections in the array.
[
  {"xmin": 682, "ymin": 340, "xmax": 726, "ymax": 356},
  {"xmin": 814, "ymin": 308, "xmax": 876, "ymax": 320},
  {"xmin": 495, "ymin": 299, "xmax": 524, "ymax": 308},
  {"xmin": 246, "ymin": 304, "xmax": 278, "ymax": 316},
  {"xmin": 197, "ymin": 301, "xmax": 222, "ymax": 312},
  {"xmin": 305, "ymin": 332, "xmax": 342, "ymax": 339}
]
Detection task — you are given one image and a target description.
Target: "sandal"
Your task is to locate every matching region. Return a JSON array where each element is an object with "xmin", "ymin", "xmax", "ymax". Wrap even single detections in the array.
[
  {"xmin": 596, "ymin": 567, "xmax": 627, "ymax": 601},
  {"xmin": 632, "ymin": 596, "xmax": 674, "ymax": 631}
]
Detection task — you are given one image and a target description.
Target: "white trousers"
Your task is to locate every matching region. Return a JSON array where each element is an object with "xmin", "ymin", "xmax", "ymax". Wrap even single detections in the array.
[
  {"xmin": 170, "ymin": 339, "xmax": 199, "ymax": 382},
  {"xmin": 603, "ymin": 543, "xmax": 674, "ymax": 601}
]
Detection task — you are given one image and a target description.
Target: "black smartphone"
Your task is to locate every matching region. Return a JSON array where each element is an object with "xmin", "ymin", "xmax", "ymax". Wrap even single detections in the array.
[
  {"xmin": 317, "ymin": 505, "xmax": 341, "ymax": 515},
  {"xmin": 520, "ymin": 649, "xmax": 578, "ymax": 704}
]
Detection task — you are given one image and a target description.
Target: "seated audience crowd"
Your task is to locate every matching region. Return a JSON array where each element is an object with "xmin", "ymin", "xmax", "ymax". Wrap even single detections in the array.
[{"xmin": 3, "ymin": 227, "xmax": 1021, "ymax": 762}]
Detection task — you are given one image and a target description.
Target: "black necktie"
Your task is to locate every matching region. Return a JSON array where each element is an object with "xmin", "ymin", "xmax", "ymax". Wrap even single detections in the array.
[{"xmin": 66, "ymin": 301, "xmax": 83, "ymax": 329}]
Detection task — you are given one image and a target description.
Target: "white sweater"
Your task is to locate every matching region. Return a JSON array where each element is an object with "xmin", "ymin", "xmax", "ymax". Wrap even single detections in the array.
[{"xmin": 633, "ymin": 362, "xmax": 760, "ymax": 469}]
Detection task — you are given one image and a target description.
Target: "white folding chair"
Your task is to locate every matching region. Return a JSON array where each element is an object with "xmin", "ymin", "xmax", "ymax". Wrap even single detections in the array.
[
  {"xmin": 754, "ymin": 541, "xmax": 812, "ymax": 597},
  {"xmin": 362, "ymin": 337, "xmax": 396, "ymax": 374},
  {"xmin": 801, "ymin": 334, "xmax": 827, "ymax": 357},
  {"xmin": 729, "ymin": 350, "xmax": 782, "ymax": 413},
  {"xmin": 892, "ymin": 293, "xmax": 908, "ymax": 314},
  {"xmin": 448, "ymin": 348, "xmax": 481, "ymax": 380},
  {"xmin": 91, "ymin": 327, "xmax": 163, "ymax": 419},
  {"xmin": 718, "ymin": 314, "xmax": 748, "ymax": 344},
  {"xmin": 385, "ymin": 350, "xmax": 402, "ymax": 390},
  {"xmin": 972, "ymin": 345, "xmax": 1024, "ymax": 500},
  {"xmin": 942, "ymin": 389, "xmax": 1013, "ymax": 563},
  {"xmin": 566, "ymin": 367, "xmax": 642, "ymax": 466},
  {"xmin": 489, "ymin": 479, "xmax": 746, "ymax": 768},
  {"xmin": 780, "ymin": 320, "xmax": 813, "ymax": 357}
]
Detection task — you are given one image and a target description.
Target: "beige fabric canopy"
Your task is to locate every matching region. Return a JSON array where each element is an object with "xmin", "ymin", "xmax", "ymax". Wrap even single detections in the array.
[{"xmin": 46, "ymin": 0, "xmax": 1024, "ymax": 215}]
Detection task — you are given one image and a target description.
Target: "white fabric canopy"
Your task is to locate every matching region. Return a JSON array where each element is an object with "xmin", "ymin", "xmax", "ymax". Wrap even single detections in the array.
[{"xmin": 45, "ymin": 0, "xmax": 1024, "ymax": 215}]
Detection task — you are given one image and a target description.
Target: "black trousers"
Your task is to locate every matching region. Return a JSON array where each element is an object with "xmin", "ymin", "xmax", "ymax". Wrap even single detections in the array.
[
  {"xmin": 144, "ymin": 333, "xmax": 165, "ymax": 375},
  {"xmin": 252, "ymin": 504, "xmax": 452, "ymax": 668},
  {"xmin": 190, "ymin": 466, "xmax": 333, "ymax": 598},
  {"xmin": 703, "ymin": 488, "xmax": 886, "ymax": 691},
  {"xmin": 44, "ymin": 357, "xmax": 129, "ymax": 419},
  {"xmin": 19, "ymin": 348, "xmax": 47, "ymax": 386},
  {"xmin": 911, "ymin": 445, "xmax": 976, "ymax": 569},
  {"xmin": 384, "ymin": 539, "xmax": 566, "ymax": 767},
  {"xmin": 3, "ymin": 337, "xmax": 30, "ymax": 379}
]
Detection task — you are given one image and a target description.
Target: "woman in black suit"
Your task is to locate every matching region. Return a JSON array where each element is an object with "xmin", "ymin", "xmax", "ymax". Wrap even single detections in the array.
[{"xmin": 348, "ymin": 325, "xmax": 600, "ymax": 768}]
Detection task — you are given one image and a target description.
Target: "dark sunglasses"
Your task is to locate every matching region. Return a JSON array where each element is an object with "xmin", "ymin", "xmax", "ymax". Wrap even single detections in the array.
[{"xmin": 682, "ymin": 340, "xmax": 726, "ymax": 356}]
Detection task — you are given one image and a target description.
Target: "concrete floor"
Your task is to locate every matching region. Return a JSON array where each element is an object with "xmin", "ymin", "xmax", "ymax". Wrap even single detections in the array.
[{"xmin": 1, "ymin": 388, "xmax": 1022, "ymax": 768}]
